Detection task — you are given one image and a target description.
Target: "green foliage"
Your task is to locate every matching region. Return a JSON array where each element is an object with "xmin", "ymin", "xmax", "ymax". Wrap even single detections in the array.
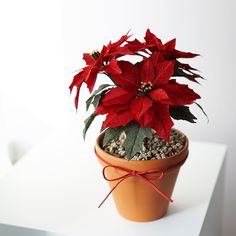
[
  {"xmin": 92, "ymin": 89, "xmax": 109, "ymax": 109},
  {"xmin": 123, "ymin": 122, "xmax": 153, "ymax": 160},
  {"xmin": 102, "ymin": 122, "xmax": 153, "ymax": 160},
  {"xmin": 170, "ymin": 106, "xmax": 197, "ymax": 123},
  {"xmin": 86, "ymin": 84, "xmax": 112, "ymax": 111},
  {"xmin": 174, "ymin": 66, "xmax": 204, "ymax": 83},
  {"xmin": 83, "ymin": 114, "xmax": 96, "ymax": 139},
  {"xmin": 194, "ymin": 102, "xmax": 209, "ymax": 123},
  {"xmin": 102, "ymin": 126, "xmax": 124, "ymax": 147}
]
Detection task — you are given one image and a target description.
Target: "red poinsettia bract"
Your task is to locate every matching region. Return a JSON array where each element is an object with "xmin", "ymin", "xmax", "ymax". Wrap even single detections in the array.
[
  {"xmin": 128, "ymin": 29, "xmax": 201, "ymax": 83},
  {"xmin": 95, "ymin": 53, "xmax": 200, "ymax": 140},
  {"xmin": 69, "ymin": 34, "xmax": 133, "ymax": 108},
  {"xmin": 128, "ymin": 29, "xmax": 199, "ymax": 60},
  {"xmin": 70, "ymin": 29, "xmax": 203, "ymax": 142}
]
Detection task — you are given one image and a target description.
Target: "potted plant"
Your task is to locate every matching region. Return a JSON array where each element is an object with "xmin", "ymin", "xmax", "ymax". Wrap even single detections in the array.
[{"xmin": 69, "ymin": 29, "xmax": 206, "ymax": 222}]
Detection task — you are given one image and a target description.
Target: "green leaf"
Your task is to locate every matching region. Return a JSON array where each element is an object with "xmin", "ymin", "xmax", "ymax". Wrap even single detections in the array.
[
  {"xmin": 194, "ymin": 102, "xmax": 209, "ymax": 123},
  {"xmin": 86, "ymin": 96, "xmax": 94, "ymax": 111},
  {"xmin": 170, "ymin": 106, "xmax": 197, "ymax": 123},
  {"xmin": 103, "ymin": 126, "xmax": 124, "ymax": 147},
  {"xmin": 83, "ymin": 114, "xmax": 96, "ymax": 139},
  {"xmin": 123, "ymin": 122, "xmax": 153, "ymax": 160},
  {"xmin": 86, "ymin": 84, "xmax": 112, "ymax": 111},
  {"xmin": 92, "ymin": 89, "xmax": 109, "ymax": 109},
  {"xmin": 173, "ymin": 66, "xmax": 204, "ymax": 83}
]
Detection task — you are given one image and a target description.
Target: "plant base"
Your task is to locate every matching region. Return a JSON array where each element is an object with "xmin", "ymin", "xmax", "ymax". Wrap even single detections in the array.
[{"xmin": 95, "ymin": 129, "xmax": 189, "ymax": 222}]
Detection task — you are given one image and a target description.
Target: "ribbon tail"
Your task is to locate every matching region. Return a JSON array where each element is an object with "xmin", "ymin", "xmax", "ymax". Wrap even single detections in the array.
[
  {"xmin": 98, "ymin": 177, "xmax": 127, "ymax": 208},
  {"xmin": 139, "ymin": 175, "xmax": 173, "ymax": 203}
]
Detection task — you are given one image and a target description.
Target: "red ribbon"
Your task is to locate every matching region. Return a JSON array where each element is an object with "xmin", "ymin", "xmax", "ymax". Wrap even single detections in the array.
[{"xmin": 95, "ymin": 150, "xmax": 187, "ymax": 208}]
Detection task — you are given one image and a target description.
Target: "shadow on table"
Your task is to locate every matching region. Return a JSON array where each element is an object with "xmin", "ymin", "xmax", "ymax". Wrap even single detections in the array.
[
  {"xmin": 166, "ymin": 158, "xmax": 225, "ymax": 236},
  {"xmin": 0, "ymin": 223, "xmax": 65, "ymax": 236}
]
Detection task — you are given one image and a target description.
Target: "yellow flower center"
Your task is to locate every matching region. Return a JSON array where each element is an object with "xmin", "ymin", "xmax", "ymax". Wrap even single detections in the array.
[
  {"xmin": 140, "ymin": 81, "xmax": 153, "ymax": 93},
  {"xmin": 90, "ymin": 50, "xmax": 100, "ymax": 60}
]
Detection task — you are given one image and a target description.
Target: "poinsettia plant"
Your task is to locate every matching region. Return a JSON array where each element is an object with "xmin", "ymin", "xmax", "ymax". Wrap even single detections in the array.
[{"xmin": 69, "ymin": 29, "xmax": 206, "ymax": 160}]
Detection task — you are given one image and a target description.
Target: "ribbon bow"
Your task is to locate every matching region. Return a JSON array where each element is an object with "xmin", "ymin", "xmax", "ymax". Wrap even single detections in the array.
[{"xmin": 97, "ymin": 153, "xmax": 175, "ymax": 208}]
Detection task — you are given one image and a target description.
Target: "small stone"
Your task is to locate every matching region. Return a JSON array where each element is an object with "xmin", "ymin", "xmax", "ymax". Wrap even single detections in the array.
[
  {"xmin": 119, "ymin": 131, "xmax": 126, "ymax": 145},
  {"xmin": 160, "ymin": 153, "xmax": 166, "ymax": 158},
  {"xmin": 104, "ymin": 129, "xmax": 186, "ymax": 160},
  {"xmin": 110, "ymin": 142, "xmax": 117, "ymax": 148},
  {"xmin": 141, "ymin": 144, "xmax": 146, "ymax": 152},
  {"xmin": 155, "ymin": 153, "xmax": 161, "ymax": 159},
  {"xmin": 151, "ymin": 150, "xmax": 157, "ymax": 155},
  {"xmin": 119, "ymin": 150, "xmax": 126, "ymax": 156}
]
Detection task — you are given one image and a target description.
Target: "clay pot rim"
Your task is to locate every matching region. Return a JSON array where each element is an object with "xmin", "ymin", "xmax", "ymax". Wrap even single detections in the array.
[{"xmin": 95, "ymin": 128, "xmax": 189, "ymax": 164}]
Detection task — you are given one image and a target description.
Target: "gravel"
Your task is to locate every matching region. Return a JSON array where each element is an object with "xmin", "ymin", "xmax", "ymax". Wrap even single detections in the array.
[{"xmin": 104, "ymin": 129, "xmax": 186, "ymax": 160}]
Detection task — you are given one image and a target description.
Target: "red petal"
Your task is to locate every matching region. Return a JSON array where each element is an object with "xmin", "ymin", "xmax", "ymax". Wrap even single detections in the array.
[
  {"xmin": 149, "ymin": 52, "xmax": 164, "ymax": 65},
  {"xmin": 69, "ymin": 70, "xmax": 83, "ymax": 93},
  {"xmin": 153, "ymin": 60, "xmax": 174, "ymax": 86},
  {"xmin": 104, "ymin": 57, "xmax": 122, "ymax": 75},
  {"xmin": 105, "ymin": 33, "xmax": 132, "ymax": 57},
  {"xmin": 95, "ymin": 103, "xmax": 130, "ymax": 115},
  {"xmin": 112, "ymin": 61, "xmax": 140, "ymax": 90},
  {"xmin": 141, "ymin": 59, "xmax": 155, "ymax": 82},
  {"xmin": 102, "ymin": 87, "xmax": 135, "ymax": 106},
  {"xmin": 148, "ymin": 88, "xmax": 170, "ymax": 104},
  {"xmin": 109, "ymin": 45, "xmax": 134, "ymax": 56},
  {"xmin": 127, "ymin": 39, "xmax": 147, "ymax": 52},
  {"xmin": 83, "ymin": 53, "xmax": 95, "ymax": 65},
  {"xmin": 69, "ymin": 68, "xmax": 90, "ymax": 109},
  {"xmin": 130, "ymin": 96, "xmax": 152, "ymax": 120},
  {"xmin": 102, "ymin": 110, "xmax": 134, "ymax": 128},
  {"xmin": 149, "ymin": 104, "xmax": 173, "ymax": 141},
  {"xmin": 164, "ymin": 38, "xmax": 176, "ymax": 51},
  {"xmin": 110, "ymin": 34, "xmax": 129, "ymax": 48},
  {"xmin": 139, "ymin": 108, "xmax": 154, "ymax": 127},
  {"xmin": 144, "ymin": 29, "xmax": 163, "ymax": 49},
  {"xmin": 73, "ymin": 87, "xmax": 81, "ymax": 109},
  {"xmin": 97, "ymin": 45, "xmax": 107, "ymax": 63},
  {"xmin": 84, "ymin": 66, "xmax": 100, "ymax": 93},
  {"xmin": 171, "ymin": 49, "xmax": 200, "ymax": 59},
  {"xmin": 162, "ymin": 80, "xmax": 201, "ymax": 105}
]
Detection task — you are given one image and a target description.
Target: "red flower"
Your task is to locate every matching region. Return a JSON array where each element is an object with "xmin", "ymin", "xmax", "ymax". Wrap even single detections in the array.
[
  {"xmin": 95, "ymin": 53, "xmax": 200, "ymax": 140},
  {"xmin": 144, "ymin": 29, "xmax": 199, "ymax": 59},
  {"xmin": 69, "ymin": 34, "xmax": 133, "ymax": 109},
  {"xmin": 127, "ymin": 29, "xmax": 199, "ymax": 58},
  {"xmin": 127, "ymin": 29, "xmax": 201, "ymax": 83}
]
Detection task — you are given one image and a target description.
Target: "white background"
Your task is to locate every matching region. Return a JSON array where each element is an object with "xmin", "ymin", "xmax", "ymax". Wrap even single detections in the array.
[{"xmin": 0, "ymin": 0, "xmax": 236, "ymax": 235}]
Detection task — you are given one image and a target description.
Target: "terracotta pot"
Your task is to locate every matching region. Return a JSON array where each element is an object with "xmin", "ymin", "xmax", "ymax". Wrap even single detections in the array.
[{"xmin": 95, "ymin": 129, "xmax": 189, "ymax": 222}]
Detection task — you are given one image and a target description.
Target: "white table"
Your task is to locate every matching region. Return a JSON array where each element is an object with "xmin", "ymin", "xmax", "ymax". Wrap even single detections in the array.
[{"xmin": 0, "ymin": 128, "xmax": 227, "ymax": 236}]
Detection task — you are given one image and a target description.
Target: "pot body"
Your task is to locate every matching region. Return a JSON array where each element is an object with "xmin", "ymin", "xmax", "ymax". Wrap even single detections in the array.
[{"xmin": 95, "ymin": 129, "xmax": 189, "ymax": 222}]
